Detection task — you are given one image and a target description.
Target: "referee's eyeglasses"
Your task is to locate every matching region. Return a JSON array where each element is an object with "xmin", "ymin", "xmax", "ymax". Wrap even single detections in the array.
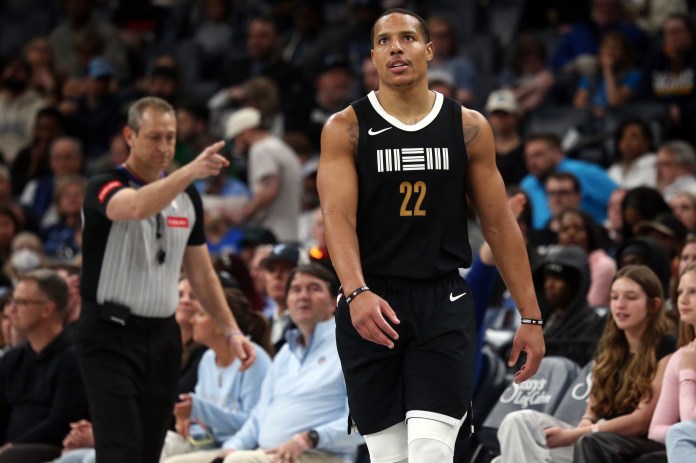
[{"xmin": 156, "ymin": 213, "xmax": 167, "ymax": 265}]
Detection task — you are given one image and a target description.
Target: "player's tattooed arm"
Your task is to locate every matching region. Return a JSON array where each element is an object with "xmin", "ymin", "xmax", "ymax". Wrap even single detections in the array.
[
  {"xmin": 463, "ymin": 122, "xmax": 481, "ymax": 147},
  {"xmin": 347, "ymin": 122, "xmax": 359, "ymax": 158}
]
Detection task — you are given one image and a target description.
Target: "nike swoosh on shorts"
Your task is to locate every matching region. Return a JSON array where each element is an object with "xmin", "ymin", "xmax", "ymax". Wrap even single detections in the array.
[{"xmin": 449, "ymin": 292, "xmax": 467, "ymax": 301}]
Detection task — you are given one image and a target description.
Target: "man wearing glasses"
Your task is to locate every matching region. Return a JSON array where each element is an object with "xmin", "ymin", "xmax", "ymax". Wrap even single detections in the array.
[
  {"xmin": 0, "ymin": 270, "xmax": 89, "ymax": 463},
  {"xmin": 76, "ymin": 97, "xmax": 256, "ymax": 463}
]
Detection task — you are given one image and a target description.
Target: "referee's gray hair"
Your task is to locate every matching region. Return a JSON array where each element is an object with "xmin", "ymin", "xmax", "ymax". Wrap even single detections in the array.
[
  {"xmin": 19, "ymin": 269, "xmax": 68, "ymax": 315},
  {"xmin": 127, "ymin": 96, "xmax": 175, "ymax": 133},
  {"xmin": 660, "ymin": 140, "xmax": 696, "ymax": 170}
]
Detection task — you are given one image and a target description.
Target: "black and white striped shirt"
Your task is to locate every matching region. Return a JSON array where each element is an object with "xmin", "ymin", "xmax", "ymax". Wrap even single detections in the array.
[{"xmin": 81, "ymin": 167, "xmax": 205, "ymax": 317}]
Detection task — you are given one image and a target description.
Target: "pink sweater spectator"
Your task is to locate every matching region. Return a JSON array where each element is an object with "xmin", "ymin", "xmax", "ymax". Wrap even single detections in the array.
[
  {"xmin": 587, "ymin": 249, "xmax": 616, "ymax": 307},
  {"xmin": 648, "ymin": 347, "xmax": 696, "ymax": 443}
]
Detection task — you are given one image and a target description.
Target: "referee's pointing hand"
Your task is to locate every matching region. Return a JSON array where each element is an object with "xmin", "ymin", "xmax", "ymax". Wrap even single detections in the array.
[
  {"xmin": 350, "ymin": 292, "xmax": 400, "ymax": 349},
  {"xmin": 187, "ymin": 141, "xmax": 230, "ymax": 179}
]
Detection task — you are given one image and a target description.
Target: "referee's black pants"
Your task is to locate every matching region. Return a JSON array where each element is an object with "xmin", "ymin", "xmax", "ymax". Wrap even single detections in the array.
[{"xmin": 74, "ymin": 304, "xmax": 182, "ymax": 463}]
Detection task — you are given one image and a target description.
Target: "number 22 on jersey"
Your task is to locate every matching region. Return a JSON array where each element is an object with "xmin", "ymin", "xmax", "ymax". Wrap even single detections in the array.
[{"xmin": 400, "ymin": 181, "xmax": 426, "ymax": 216}]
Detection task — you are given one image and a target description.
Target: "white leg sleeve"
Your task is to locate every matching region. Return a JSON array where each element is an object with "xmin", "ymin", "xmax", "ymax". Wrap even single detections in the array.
[
  {"xmin": 406, "ymin": 411, "xmax": 468, "ymax": 463},
  {"xmin": 363, "ymin": 421, "xmax": 409, "ymax": 463}
]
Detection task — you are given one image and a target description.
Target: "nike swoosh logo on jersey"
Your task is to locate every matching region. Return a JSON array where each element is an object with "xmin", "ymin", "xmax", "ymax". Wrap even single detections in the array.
[
  {"xmin": 449, "ymin": 292, "xmax": 467, "ymax": 302},
  {"xmin": 368, "ymin": 127, "xmax": 392, "ymax": 135}
]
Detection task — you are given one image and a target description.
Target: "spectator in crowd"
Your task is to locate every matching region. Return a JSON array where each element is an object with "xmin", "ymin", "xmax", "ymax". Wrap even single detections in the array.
[
  {"xmin": 161, "ymin": 288, "xmax": 272, "ymax": 461},
  {"xmin": 192, "ymin": 0, "xmax": 235, "ymax": 80},
  {"xmin": 224, "ymin": 108, "xmax": 302, "ymax": 243},
  {"xmin": 426, "ymin": 15, "xmax": 477, "ymax": 106},
  {"xmin": 624, "ymin": 0, "xmax": 688, "ymax": 36},
  {"xmin": 0, "ymin": 270, "xmax": 89, "ymax": 463},
  {"xmin": 3, "ymin": 232, "xmax": 45, "ymax": 285},
  {"xmin": 53, "ymin": 263, "xmax": 81, "ymax": 328},
  {"xmin": 48, "ymin": 0, "xmax": 129, "ymax": 81},
  {"xmin": 485, "ymin": 89, "xmax": 527, "ymax": 187},
  {"xmin": 0, "ymin": 209, "xmax": 22, "ymax": 270},
  {"xmin": 640, "ymin": 13, "xmax": 696, "ymax": 143},
  {"xmin": 70, "ymin": 57, "xmax": 123, "ymax": 163},
  {"xmin": 302, "ymin": 56, "xmax": 355, "ymax": 149},
  {"xmin": 174, "ymin": 103, "xmax": 217, "ymax": 169},
  {"xmin": 556, "ymin": 209, "xmax": 617, "ymax": 308},
  {"xmin": 0, "ymin": 295, "xmax": 22, "ymax": 357},
  {"xmin": 616, "ymin": 237, "xmax": 672, "ymax": 298},
  {"xmin": 550, "ymin": 0, "xmax": 646, "ymax": 74},
  {"xmin": 605, "ymin": 187, "xmax": 627, "ymax": 243},
  {"xmin": 171, "ymin": 264, "xmax": 364, "ymax": 463},
  {"xmin": 528, "ymin": 172, "xmax": 582, "ymax": 247},
  {"xmin": 89, "ymin": 132, "xmax": 129, "ymax": 176},
  {"xmin": 495, "ymin": 265, "xmax": 675, "ymax": 463},
  {"xmin": 606, "ymin": 118, "xmax": 656, "ymax": 189},
  {"xmin": 22, "ymin": 37, "xmax": 59, "ymax": 104},
  {"xmin": 20, "ymin": 136, "xmax": 83, "ymax": 226},
  {"xmin": 573, "ymin": 30, "xmax": 641, "ymax": 116},
  {"xmin": 0, "ymin": 57, "xmax": 47, "ymax": 164},
  {"xmin": 669, "ymin": 190, "xmax": 696, "ymax": 235},
  {"xmin": 655, "ymin": 140, "xmax": 696, "ymax": 202},
  {"xmin": 633, "ymin": 212, "xmax": 688, "ymax": 262},
  {"xmin": 219, "ymin": 16, "xmax": 310, "ymax": 123},
  {"xmin": 499, "ymin": 32, "xmax": 554, "ymax": 114},
  {"xmin": 214, "ymin": 254, "xmax": 266, "ymax": 316},
  {"xmin": 521, "ymin": 133, "xmax": 617, "ymax": 230},
  {"xmin": 536, "ymin": 245, "xmax": 604, "ymax": 365},
  {"xmin": 620, "ymin": 186, "xmax": 671, "ymax": 241},
  {"xmin": 260, "ymin": 243, "xmax": 306, "ymax": 352},
  {"xmin": 11, "ymin": 107, "xmax": 65, "ymax": 198},
  {"xmin": 660, "ymin": 262, "xmax": 696, "ymax": 462},
  {"xmin": 41, "ymin": 175, "xmax": 85, "ymax": 262}
]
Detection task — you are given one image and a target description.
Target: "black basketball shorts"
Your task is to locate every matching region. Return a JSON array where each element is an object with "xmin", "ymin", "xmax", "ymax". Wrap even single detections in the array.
[{"xmin": 336, "ymin": 272, "xmax": 477, "ymax": 436}]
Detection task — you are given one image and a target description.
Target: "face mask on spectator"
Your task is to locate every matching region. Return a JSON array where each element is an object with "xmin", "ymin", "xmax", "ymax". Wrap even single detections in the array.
[{"xmin": 11, "ymin": 248, "xmax": 41, "ymax": 272}]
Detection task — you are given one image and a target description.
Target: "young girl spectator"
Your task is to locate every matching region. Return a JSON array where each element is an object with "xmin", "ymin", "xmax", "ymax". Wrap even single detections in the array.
[
  {"xmin": 648, "ymin": 261, "xmax": 696, "ymax": 462},
  {"xmin": 573, "ymin": 30, "xmax": 641, "ymax": 117},
  {"xmin": 607, "ymin": 119, "xmax": 657, "ymax": 189},
  {"xmin": 494, "ymin": 265, "xmax": 675, "ymax": 463},
  {"xmin": 556, "ymin": 209, "xmax": 616, "ymax": 307},
  {"xmin": 41, "ymin": 175, "xmax": 85, "ymax": 262}
]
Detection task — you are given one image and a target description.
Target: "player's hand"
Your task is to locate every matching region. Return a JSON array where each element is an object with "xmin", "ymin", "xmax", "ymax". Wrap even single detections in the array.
[
  {"xmin": 186, "ymin": 141, "xmax": 230, "ymax": 180},
  {"xmin": 229, "ymin": 333, "xmax": 256, "ymax": 371},
  {"xmin": 349, "ymin": 291, "xmax": 400, "ymax": 348},
  {"xmin": 509, "ymin": 324, "xmax": 545, "ymax": 383}
]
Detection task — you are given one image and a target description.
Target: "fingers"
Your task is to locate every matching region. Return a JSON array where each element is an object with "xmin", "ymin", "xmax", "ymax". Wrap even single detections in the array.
[
  {"xmin": 508, "ymin": 342, "xmax": 520, "ymax": 368},
  {"xmin": 514, "ymin": 347, "xmax": 543, "ymax": 384},
  {"xmin": 235, "ymin": 339, "xmax": 256, "ymax": 372}
]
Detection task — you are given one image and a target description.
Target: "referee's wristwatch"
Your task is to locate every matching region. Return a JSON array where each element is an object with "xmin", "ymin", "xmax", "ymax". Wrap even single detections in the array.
[{"xmin": 307, "ymin": 429, "xmax": 320, "ymax": 448}]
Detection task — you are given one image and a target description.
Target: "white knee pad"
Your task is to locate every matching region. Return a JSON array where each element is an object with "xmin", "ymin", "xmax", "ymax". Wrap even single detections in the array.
[
  {"xmin": 406, "ymin": 411, "xmax": 469, "ymax": 463},
  {"xmin": 363, "ymin": 421, "xmax": 409, "ymax": 463}
]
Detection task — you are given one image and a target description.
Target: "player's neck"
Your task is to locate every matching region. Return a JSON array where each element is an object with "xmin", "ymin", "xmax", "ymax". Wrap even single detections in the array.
[{"xmin": 375, "ymin": 85, "xmax": 435, "ymax": 125}]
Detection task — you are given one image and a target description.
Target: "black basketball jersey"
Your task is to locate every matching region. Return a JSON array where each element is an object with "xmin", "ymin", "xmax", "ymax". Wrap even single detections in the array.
[{"xmin": 351, "ymin": 91, "xmax": 472, "ymax": 280}]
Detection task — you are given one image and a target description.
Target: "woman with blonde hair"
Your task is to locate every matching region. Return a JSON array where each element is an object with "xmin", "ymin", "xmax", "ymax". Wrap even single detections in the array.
[
  {"xmin": 649, "ymin": 262, "xmax": 696, "ymax": 462},
  {"xmin": 495, "ymin": 265, "xmax": 675, "ymax": 462}
]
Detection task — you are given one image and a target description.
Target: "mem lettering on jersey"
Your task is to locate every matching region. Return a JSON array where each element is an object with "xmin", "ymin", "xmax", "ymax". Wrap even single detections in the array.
[{"xmin": 376, "ymin": 148, "xmax": 450, "ymax": 172}]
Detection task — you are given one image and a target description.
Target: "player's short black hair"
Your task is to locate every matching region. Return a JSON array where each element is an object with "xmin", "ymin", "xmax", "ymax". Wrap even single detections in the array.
[{"xmin": 370, "ymin": 8, "xmax": 430, "ymax": 46}]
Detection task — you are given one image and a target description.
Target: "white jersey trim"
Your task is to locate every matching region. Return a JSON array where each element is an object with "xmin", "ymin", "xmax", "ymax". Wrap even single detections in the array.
[{"xmin": 367, "ymin": 90, "xmax": 444, "ymax": 132}]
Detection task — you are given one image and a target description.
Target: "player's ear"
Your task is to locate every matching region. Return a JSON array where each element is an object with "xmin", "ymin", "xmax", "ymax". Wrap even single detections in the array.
[{"xmin": 425, "ymin": 42, "xmax": 434, "ymax": 62}]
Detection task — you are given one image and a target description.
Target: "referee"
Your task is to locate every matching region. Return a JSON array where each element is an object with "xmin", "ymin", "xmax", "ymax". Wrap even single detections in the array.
[{"xmin": 74, "ymin": 97, "xmax": 255, "ymax": 463}]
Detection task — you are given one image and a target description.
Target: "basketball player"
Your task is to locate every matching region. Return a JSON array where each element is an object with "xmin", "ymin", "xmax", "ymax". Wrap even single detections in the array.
[{"xmin": 317, "ymin": 8, "xmax": 545, "ymax": 463}]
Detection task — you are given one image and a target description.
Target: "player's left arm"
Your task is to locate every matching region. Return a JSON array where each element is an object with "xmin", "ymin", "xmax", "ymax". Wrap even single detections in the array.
[{"xmin": 462, "ymin": 107, "xmax": 545, "ymax": 383}]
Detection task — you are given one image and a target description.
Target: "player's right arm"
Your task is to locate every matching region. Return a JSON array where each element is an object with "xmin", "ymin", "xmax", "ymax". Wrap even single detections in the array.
[{"xmin": 318, "ymin": 108, "xmax": 399, "ymax": 348}]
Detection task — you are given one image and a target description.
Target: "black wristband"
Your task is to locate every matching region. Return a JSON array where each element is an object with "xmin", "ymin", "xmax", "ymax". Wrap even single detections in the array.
[
  {"xmin": 345, "ymin": 286, "xmax": 370, "ymax": 304},
  {"xmin": 521, "ymin": 317, "xmax": 544, "ymax": 326}
]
